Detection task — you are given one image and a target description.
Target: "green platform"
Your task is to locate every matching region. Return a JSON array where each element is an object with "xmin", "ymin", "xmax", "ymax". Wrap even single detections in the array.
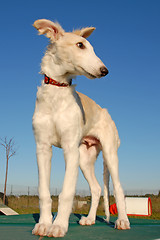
[{"xmin": 0, "ymin": 213, "xmax": 160, "ymax": 240}]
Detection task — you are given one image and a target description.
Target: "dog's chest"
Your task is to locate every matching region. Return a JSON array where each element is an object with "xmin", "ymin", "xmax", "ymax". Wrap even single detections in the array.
[{"xmin": 33, "ymin": 85, "xmax": 83, "ymax": 146}]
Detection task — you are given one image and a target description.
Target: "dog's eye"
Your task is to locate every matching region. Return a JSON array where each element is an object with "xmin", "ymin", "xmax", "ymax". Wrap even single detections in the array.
[{"xmin": 76, "ymin": 42, "xmax": 85, "ymax": 49}]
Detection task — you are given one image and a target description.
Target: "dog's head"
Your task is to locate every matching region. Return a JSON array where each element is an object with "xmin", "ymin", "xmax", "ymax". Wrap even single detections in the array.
[{"xmin": 33, "ymin": 19, "xmax": 108, "ymax": 79}]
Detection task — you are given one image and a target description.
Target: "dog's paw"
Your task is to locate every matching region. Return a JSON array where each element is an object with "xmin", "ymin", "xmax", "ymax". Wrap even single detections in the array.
[
  {"xmin": 103, "ymin": 216, "xmax": 110, "ymax": 224},
  {"xmin": 115, "ymin": 218, "xmax": 130, "ymax": 230},
  {"xmin": 32, "ymin": 223, "xmax": 52, "ymax": 236},
  {"xmin": 47, "ymin": 225, "xmax": 67, "ymax": 238},
  {"xmin": 79, "ymin": 216, "xmax": 95, "ymax": 226}
]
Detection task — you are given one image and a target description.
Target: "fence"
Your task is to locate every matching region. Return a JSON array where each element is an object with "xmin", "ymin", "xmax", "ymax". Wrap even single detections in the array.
[
  {"xmin": 0, "ymin": 184, "xmax": 159, "ymax": 197},
  {"xmin": 0, "ymin": 184, "xmax": 90, "ymax": 197}
]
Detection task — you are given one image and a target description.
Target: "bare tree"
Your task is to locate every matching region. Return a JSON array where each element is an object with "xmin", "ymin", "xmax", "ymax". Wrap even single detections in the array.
[{"xmin": 0, "ymin": 137, "xmax": 16, "ymax": 204}]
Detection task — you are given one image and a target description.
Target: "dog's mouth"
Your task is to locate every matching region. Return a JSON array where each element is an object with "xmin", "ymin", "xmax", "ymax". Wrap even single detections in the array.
[
  {"xmin": 81, "ymin": 67, "xmax": 98, "ymax": 79},
  {"xmin": 85, "ymin": 72, "xmax": 97, "ymax": 79}
]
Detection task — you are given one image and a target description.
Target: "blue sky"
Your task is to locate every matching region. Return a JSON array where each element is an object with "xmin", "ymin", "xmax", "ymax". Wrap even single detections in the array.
[{"xmin": 0, "ymin": 0, "xmax": 160, "ymax": 194}]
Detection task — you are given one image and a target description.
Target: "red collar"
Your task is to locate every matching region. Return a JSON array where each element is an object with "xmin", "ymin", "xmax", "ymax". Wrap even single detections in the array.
[{"xmin": 44, "ymin": 75, "xmax": 72, "ymax": 87}]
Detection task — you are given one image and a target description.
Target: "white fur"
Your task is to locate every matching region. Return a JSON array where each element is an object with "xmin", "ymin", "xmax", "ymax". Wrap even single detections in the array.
[{"xmin": 32, "ymin": 19, "xmax": 130, "ymax": 237}]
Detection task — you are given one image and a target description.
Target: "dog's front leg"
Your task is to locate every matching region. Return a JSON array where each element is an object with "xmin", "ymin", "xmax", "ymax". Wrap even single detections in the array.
[
  {"xmin": 32, "ymin": 143, "xmax": 53, "ymax": 236},
  {"xmin": 47, "ymin": 144, "xmax": 79, "ymax": 238}
]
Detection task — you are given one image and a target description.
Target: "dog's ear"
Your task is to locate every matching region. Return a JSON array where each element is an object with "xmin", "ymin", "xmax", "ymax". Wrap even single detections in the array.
[
  {"xmin": 74, "ymin": 27, "xmax": 95, "ymax": 38},
  {"xmin": 33, "ymin": 19, "xmax": 65, "ymax": 41}
]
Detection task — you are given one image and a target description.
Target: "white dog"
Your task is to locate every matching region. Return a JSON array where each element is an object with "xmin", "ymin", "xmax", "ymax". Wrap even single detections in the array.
[{"xmin": 32, "ymin": 19, "xmax": 130, "ymax": 238}]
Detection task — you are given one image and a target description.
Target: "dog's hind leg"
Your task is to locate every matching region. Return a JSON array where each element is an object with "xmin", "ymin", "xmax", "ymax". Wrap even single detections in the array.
[
  {"xmin": 79, "ymin": 144, "xmax": 101, "ymax": 226},
  {"xmin": 103, "ymin": 161, "xmax": 110, "ymax": 223},
  {"xmin": 102, "ymin": 143, "xmax": 130, "ymax": 229}
]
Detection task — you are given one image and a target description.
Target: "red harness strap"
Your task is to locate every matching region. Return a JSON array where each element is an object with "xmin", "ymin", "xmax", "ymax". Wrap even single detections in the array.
[{"xmin": 44, "ymin": 75, "xmax": 72, "ymax": 87}]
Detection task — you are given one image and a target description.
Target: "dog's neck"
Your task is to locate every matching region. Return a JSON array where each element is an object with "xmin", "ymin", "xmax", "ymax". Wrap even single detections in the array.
[{"xmin": 41, "ymin": 50, "xmax": 74, "ymax": 86}]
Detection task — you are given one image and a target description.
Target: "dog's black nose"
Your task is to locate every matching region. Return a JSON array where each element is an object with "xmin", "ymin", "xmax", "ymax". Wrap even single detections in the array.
[{"xmin": 100, "ymin": 67, "xmax": 109, "ymax": 76}]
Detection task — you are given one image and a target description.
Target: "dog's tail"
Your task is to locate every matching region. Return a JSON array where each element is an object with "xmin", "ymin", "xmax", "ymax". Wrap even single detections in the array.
[{"xmin": 103, "ymin": 160, "xmax": 110, "ymax": 222}]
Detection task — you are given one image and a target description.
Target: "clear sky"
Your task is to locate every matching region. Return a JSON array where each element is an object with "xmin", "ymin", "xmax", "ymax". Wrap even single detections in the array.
[{"xmin": 0, "ymin": 0, "xmax": 160, "ymax": 195}]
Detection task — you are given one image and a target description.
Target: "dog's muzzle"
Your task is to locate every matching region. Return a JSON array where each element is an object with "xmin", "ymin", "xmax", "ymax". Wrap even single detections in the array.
[{"xmin": 100, "ymin": 67, "xmax": 109, "ymax": 76}]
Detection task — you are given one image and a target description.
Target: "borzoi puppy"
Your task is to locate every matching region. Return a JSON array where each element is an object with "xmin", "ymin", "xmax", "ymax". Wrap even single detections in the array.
[{"xmin": 32, "ymin": 19, "xmax": 130, "ymax": 237}]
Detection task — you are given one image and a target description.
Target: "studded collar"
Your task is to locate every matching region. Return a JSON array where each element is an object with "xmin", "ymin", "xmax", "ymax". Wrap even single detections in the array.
[{"xmin": 44, "ymin": 75, "xmax": 72, "ymax": 87}]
